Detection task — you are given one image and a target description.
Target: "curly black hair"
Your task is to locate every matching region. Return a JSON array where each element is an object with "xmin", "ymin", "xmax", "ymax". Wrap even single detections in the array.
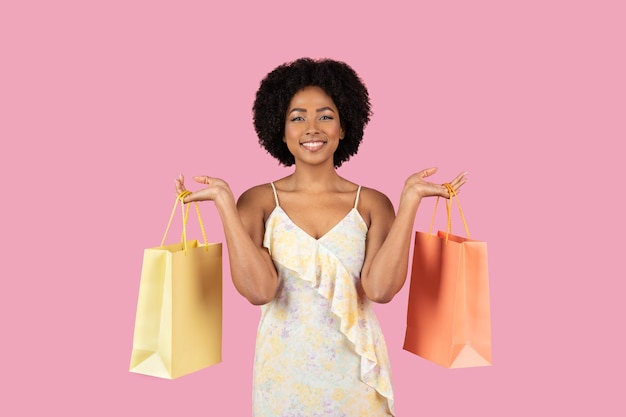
[{"xmin": 253, "ymin": 58, "xmax": 372, "ymax": 168}]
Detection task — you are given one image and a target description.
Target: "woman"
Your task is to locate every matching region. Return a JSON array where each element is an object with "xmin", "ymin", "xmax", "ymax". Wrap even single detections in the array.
[{"xmin": 176, "ymin": 58, "xmax": 466, "ymax": 416}]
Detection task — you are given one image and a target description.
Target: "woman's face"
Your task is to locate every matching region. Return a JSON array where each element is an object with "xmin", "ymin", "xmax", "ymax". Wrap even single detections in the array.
[{"xmin": 283, "ymin": 86, "xmax": 344, "ymax": 167}]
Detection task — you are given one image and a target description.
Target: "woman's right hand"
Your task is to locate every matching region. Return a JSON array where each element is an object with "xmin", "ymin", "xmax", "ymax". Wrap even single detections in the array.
[
  {"xmin": 175, "ymin": 174, "xmax": 233, "ymax": 205},
  {"xmin": 176, "ymin": 174, "xmax": 279, "ymax": 304}
]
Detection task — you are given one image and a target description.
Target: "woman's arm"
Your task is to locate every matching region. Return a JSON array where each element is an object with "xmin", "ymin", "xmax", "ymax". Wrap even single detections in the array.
[
  {"xmin": 177, "ymin": 175, "xmax": 278, "ymax": 305},
  {"xmin": 360, "ymin": 168, "xmax": 466, "ymax": 303}
]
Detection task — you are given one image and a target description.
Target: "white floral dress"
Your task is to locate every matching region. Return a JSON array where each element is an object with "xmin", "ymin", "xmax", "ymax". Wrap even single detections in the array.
[{"xmin": 252, "ymin": 183, "xmax": 395, "ymax": 416}]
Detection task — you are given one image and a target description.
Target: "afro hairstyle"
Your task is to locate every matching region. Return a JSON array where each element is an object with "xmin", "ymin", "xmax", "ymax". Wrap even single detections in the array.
[{"xmin": 252, "ymin": 57, "xmax": 372, "ymax": 167}]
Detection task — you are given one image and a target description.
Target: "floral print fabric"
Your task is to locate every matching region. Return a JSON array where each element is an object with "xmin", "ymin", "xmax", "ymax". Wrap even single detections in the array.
[{"xmin": 252, "ymin": 184, "xmax": 394, "ymax": 416}]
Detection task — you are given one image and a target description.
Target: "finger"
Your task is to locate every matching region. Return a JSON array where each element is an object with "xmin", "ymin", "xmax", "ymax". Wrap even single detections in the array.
[
  {"xmin": 175, "ymin": 178, "xmax": 187, "ymax": 193},
  {"xmin": 419, "ymin": 167, "xmax": 438, "ymax": 179},
  {"xmin": 448, "ymin": 171, "xmax": 466, "ymax": 185},
  {"xmin": 448, "ymin": 179, "xmax": 468, "ymax": 197},
  {"xmin": 182, "ymin": 190, "xmax": 209, "ymax": 204},
  {"xmin": 182, "ymin": 192, "xmax": 195, "ymax": 204},
  {"xmin": 194, "ymin": 176, "xmax": 211, "ymax": 185},
  {"xmin": 449, "ymin": 172, "xmax": 467, "ymax": 189}
]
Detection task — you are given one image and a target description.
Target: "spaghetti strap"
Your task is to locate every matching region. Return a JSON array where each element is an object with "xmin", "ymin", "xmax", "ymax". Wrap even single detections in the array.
[
  {"xmin": 270, "ymin": 182, "xmax": 280, "ymax": 207},
  {"xmin": 354, "ymin": 185, "xmax": 362, "ymax": 209}
]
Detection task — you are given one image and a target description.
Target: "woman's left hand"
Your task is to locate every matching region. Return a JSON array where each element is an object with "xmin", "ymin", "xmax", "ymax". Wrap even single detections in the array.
[{"xmin": 403, "ymin": 167, "xmax": 467, "ymax": 200}]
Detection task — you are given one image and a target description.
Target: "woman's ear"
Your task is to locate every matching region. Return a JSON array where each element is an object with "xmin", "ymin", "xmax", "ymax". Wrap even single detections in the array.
[{"xmin": 339, "ymin": 127, "xmax": 345, "ymax": 140}]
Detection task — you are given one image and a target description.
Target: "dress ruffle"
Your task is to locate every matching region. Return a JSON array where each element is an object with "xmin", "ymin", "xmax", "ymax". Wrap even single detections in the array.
[{"xmin": 264, "ymin": 208, "xmax": 395, "ymax": 415}]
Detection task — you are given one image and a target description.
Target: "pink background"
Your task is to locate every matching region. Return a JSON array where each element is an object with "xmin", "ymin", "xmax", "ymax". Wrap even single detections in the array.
[{"xmin": 2, "ymin": 0, "xmax": 624, "ymax": 415}]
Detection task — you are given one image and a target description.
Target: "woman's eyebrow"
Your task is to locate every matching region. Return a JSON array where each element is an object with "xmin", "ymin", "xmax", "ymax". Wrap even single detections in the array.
[
  {"xmin": 288, "ymin": 106, "xmax": 336, "ymax": 115},
  {"xmin": 287, "ymin": 107, "xmax": 307, "ymax": 114}
]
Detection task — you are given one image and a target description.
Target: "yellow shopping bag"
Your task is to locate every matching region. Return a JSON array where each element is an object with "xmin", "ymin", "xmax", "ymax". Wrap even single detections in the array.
[{"xmin": 129, "ymin": 191, "xmax": 222, "ymax": 379}]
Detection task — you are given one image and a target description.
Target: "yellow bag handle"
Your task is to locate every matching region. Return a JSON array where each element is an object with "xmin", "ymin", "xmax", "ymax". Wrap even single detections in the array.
[
  {"xmin": 427, "ymin": 183, "xmax": 470, "ymax": 244},
  {"xmin": 160, "ymin": 191, "xmax": 209, "ymax": 254}
]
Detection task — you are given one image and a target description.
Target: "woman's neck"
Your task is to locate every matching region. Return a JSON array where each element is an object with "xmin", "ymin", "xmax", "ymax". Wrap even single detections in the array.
[{"xmin": 285, "ymin": 164, "xmax": 345, "ymax": 192}]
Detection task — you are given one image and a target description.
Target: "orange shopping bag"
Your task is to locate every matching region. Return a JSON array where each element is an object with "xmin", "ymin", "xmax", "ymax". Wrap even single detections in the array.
[{"xmin": 403, "ymin": 185, "xmax": 492, "ymax": 368}]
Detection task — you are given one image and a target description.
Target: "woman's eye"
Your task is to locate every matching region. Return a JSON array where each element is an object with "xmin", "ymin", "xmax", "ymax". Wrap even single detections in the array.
[
  {"xmin": 290, "ymin": 116, "xmax": 304, "ymax": 122},
  {"xmin": 320, "ymin": 115, "xmax": 333, "ymax": 120}
]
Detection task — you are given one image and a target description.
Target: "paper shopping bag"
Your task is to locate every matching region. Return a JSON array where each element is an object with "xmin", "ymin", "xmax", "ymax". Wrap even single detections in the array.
[
  {"xmin": 403, "ymin": 186, "xmax": 492, "ymax": 368},
  {"xmin": 130, "ymin": 192, "xmax": 222, "ymax": 379}
]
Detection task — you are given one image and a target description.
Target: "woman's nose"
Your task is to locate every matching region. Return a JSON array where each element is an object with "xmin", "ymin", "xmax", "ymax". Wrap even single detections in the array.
[{"xmin": 305, "ymin": 119, "xmax": 319, "ymax": 134}]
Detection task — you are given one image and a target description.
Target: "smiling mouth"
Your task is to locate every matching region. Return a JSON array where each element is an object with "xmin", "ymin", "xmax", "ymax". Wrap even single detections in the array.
[{"xmin": 300, "ymin": 141, "xmax": 326, "ymax": 151}]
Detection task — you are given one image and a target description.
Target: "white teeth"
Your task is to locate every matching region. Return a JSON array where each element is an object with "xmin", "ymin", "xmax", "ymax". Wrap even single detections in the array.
[{"xmin": 301, "ymin": 141, "xmax": 324, "ymax": 151}]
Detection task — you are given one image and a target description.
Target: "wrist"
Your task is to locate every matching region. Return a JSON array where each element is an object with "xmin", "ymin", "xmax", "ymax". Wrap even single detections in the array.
[
  {"xmin": 213, "ymin": 186, "xmax": 236, "ymax": 211},
  {"xmin": 399, "ymin": 187, "xmax": 422, "ymax": 208}
]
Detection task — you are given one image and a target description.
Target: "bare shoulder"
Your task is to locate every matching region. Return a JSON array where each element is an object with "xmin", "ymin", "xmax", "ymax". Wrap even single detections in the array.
[
  {"xmin": 237, "ymin": 183, "xmax": 277, "ymax": 220},
  {"xmin": 357, "ymin": 186, "xmax": 395, "ymax": 226},
  {"xmin": 359, "ymin": 186, "xmax": 394, "ymax": 210}
]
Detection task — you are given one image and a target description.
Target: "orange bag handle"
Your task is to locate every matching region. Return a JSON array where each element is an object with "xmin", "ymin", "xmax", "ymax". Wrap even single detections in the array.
[
  {"xmin": 427, "ymin": 183, "xmax": 470, "ymax": 244},
  {"xmin": 160, "ymin": 191, "xmax": 209, "ymax": 254}
]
